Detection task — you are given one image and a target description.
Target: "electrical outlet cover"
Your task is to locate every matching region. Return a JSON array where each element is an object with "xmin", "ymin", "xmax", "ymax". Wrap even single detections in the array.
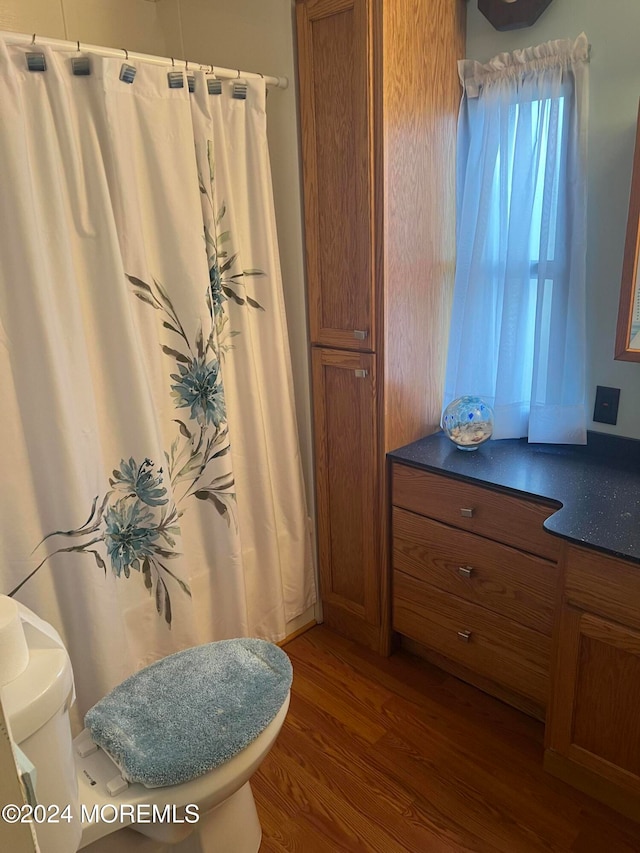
[{"xmin": 593, "ymin": 386, "xmax": 620, "ymax": 425}]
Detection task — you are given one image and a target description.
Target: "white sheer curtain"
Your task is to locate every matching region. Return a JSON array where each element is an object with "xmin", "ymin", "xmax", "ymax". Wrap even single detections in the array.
[
  {"xmin": 444, "ymin": 34, "xmax": 590, "ymax": 443},
  {"xmin": 0, "ymin": 41, "xmax": 314, "ymax": 715}
]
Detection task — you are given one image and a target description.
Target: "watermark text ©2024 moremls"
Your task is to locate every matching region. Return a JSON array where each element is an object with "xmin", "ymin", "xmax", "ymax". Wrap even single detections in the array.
[{"xmin": 1, "ymin": 802, "xmax": 200, "ymax": 825}]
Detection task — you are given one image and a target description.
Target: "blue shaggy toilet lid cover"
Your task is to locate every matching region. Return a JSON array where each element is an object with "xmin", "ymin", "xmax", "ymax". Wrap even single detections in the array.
[{"xmin": 84, "ymin": 638, "xmax": 292, "ymax": 788}]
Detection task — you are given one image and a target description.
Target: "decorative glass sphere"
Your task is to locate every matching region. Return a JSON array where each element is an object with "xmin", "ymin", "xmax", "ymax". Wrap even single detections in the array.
[{"xmin": 442, "ymin": 396, "xmax": 494, "ymax": 451}]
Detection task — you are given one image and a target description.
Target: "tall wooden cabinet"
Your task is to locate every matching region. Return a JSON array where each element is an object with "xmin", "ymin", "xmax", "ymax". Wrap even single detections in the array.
[{"xmin": 296, "ymin": 0, "xmax": 466, "ymax": 651}]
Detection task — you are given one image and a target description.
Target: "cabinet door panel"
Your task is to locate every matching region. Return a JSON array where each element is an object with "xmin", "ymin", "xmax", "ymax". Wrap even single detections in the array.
[
  {"xmin": 296, "ymin": 0, "xmax": 375, "ymax": 350},
  {"xmin": 547, "ymin": 605, "xmax": 640, "ymax": 796},
  {"xmin": 312, "ymin": 348, "xmax": 378, "ymax": 629},
  {"xmin": 573, "ymin": 623, "xmax": 640, "ymax": 777}
]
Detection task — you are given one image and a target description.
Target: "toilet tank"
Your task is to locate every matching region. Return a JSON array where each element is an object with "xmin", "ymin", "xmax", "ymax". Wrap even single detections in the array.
[{"xmin": 0, "ymin": 597, "xmax": 82, "ymax": 853}]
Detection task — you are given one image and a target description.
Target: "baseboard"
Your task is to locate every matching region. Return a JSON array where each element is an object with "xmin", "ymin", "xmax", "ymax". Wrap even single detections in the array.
[
  {"xmin": 321, "ymin": 601, "xmax": 383, "ymax": 652},
  {"xmin": 544, "ymin": 749, "xmax": 640, "ymax": 823},
  {"xmin": 279, "ymin": 619, "xmax": 317, "ymax": 647}
]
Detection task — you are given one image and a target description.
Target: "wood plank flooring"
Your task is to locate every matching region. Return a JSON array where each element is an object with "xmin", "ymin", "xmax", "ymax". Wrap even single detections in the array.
[{"xmin": 253, "ymin": 626, "xmax": 640, "ymax": 852}]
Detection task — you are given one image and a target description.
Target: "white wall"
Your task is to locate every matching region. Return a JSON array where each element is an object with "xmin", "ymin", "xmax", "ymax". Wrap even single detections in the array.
[
  {"xmin": 0, "ymin": 0, "xmax": 168, "ymax": 55},
  {"xmin": 467, "ymin": 1, "xmax": 640, "ymax": 439}
]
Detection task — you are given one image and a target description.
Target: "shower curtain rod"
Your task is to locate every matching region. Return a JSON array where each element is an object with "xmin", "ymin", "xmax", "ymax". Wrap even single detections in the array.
[{"xmin": 0, "ymin": 29, "xmax": 289, "ymax": 89}]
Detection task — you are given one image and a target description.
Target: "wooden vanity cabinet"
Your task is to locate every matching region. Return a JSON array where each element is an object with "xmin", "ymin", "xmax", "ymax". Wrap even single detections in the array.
[
  {"xmin": 296, "ymin": 0, "xmax": 466, "ymax": 651},
  {"xmin": 388, "ymin": 453, "xmax": 640, "ymax": 821},
  {"xmin": 391, "ymin": 463, "xmax": 561, "ymax": 720},
  {"xmin": 545, "ymin": 545, "xmax": 640, "ymax": 820}
]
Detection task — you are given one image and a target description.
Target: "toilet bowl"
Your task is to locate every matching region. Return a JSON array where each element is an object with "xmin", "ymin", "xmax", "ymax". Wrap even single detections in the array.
[
  {"xmin": 75, "ymin": 695, "xmax": 290, "ymax": 851},
  {"xmin": 0, "ymin": 596, "xmax": 291, "ymax": 853}
]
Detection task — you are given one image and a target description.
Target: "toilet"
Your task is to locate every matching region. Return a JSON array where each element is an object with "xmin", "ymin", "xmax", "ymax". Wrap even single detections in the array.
[{"xmin": 0, "ymin": 595, "xmax": 291, "ymax": 853}]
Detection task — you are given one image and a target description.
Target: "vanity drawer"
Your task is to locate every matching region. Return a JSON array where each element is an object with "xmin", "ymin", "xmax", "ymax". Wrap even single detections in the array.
[
  {"xmin": 392, "ymin": 464, "xmax": 561, "ymax": 561},
  {"xmin": 392, "ymin": 508, "xmax": 558, "ymax": 634},
  {"xmin": 393, "ymin": 571, "xmax": 551, "ymax": 705}
]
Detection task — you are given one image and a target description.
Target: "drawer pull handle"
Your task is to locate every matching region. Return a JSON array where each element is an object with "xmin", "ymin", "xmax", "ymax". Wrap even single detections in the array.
[
  {"xmin": 354, "ymin": 369, "xmax": 368, "ymax": 379},
  {"xmin": 457, "ymin": 630, "xmax": 472, "ymax": 643},
  {"xmin": 460, "ymin": 507, "xmax": 474, "ymax": 518},
  {"xmin": 457, "ymin": 566, "xmax": 474, "ymax": 578},
  {"xmin": 353, "ymin": 329, "xmax": 368, "ymax": 340}
]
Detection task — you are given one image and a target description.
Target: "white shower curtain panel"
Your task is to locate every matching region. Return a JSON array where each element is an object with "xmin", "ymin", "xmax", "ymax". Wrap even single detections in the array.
[{"xmin": 0, "ymin": 41, "xmax": 315, "ymax": 714}]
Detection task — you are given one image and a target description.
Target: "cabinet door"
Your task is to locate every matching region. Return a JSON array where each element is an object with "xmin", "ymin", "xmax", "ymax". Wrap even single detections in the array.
[
  {"xmin": 546, "ymin": 605, "xmax": 640, "ymax": 810},
  {"xmin": 296, "ymin": 0, "xmax": 375, "ymax": 351},
  {"xmin": 312, "ymin": 348, "xmax": 379, "ymax": 645}
]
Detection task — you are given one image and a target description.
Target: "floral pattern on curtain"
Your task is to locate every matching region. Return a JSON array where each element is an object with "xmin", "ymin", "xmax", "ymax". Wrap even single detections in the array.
[{"xmin": 15, "ymin": 273, "xmax": 233, "ymax": 626}]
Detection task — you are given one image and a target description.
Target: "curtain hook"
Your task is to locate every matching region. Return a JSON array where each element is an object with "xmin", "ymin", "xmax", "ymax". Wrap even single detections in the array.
[
  {"xmin": 119, "ymin": 49, "xmax": 136, "ymax": 83},
  {"xmin": 72, "ymin": 41, "xmax": 91, "ymax": 75},
  {"xmin": 26, "ymin": 34, "xmax": 46, "ymax": 72},
  {"xmin": 237, "ymin": 69, "xmax": 241, "ymax": 78},
  {"xmin": 207, "ymin": 65, "xmax": 222, "ymax": 94},
  {"xmin": 171, "ymin": 57, "xmax": 175, "ymax": 67},
  {"xmin": 233, "ymin": 71, "xmax": 248, "ymax": 100}
]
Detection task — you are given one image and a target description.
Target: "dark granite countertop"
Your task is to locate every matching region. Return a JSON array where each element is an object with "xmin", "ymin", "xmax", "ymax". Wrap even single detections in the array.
[{"xmin": 388, "ymin": 431, "xmax": 640, "ymax": 564}]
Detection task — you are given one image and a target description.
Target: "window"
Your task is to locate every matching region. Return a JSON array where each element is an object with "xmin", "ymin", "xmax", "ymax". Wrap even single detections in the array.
[{"xmin": 444, "ymin": 36, "xmax": 589, "ymax": 444}]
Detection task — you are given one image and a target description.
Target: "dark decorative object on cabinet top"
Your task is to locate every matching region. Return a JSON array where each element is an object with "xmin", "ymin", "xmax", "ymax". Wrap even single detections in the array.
[{"xmin": 478, "ymin": 0, "xmax": 554, "ymax": 31}]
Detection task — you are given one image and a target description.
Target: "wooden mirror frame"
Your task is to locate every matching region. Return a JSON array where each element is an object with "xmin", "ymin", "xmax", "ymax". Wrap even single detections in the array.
[{"xmin": 615, "ymin": 102, "xmax": 640, "ymax": 362}]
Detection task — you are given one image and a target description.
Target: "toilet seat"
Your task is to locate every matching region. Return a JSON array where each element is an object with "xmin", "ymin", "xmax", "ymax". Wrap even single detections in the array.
[{"xmin": 84, "ymin": 638, "xmax": 292, "ymax": 788}]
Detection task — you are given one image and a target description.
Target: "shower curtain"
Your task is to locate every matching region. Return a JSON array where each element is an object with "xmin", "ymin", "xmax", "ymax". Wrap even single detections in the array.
[{"xmin": 0, "ymin": 41, "xmax": 315, "ymax": 714}]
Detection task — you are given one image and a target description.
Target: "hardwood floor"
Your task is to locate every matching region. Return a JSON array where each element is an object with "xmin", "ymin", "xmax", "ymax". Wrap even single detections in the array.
[{"xmin": 253, "ymin": 626, "xmax": 640, "ymax": 852}]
